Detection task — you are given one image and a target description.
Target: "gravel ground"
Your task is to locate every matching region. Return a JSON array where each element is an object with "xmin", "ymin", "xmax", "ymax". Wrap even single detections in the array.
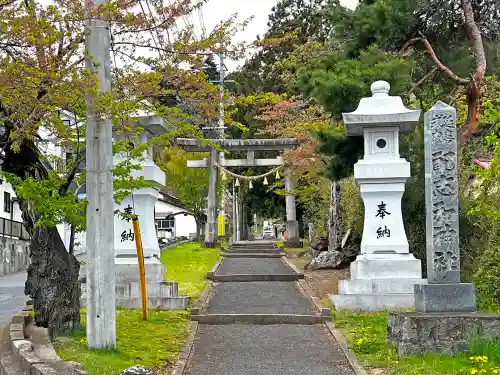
[
  {"xmin": 185, "ymin": 324, "xmax": 354, "ymax": 375},
  {"xmin": 216, "ymin": 258, "xmax": 294, "ymax": 275},
  {"xmin": 205, "ymin": 282, "xmax": 315, "ymax": 315}
]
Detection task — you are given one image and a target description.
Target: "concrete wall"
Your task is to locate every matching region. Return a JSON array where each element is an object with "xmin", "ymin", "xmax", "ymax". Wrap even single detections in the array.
[{"xmin": 0, "ymin": 236, "xmax": 30, "ymax": 276}]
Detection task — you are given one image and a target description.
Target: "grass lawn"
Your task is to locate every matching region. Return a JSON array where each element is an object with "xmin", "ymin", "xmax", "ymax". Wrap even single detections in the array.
[
  {"xmin": 161, "ymin": 241, "xmax": 220, "ymax": 298},
  {"xmin": 54, "ymin": 242, "xmax": 220, "ymax": 375},
  {"xmin": 333, "ymin": 311, "xmax": 500, "ymax": 375}
]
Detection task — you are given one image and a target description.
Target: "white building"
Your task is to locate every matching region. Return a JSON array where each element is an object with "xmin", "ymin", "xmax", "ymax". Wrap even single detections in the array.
[{"xmin": 155, "ymin": 189, "xmax": 198, "ymax": 240}]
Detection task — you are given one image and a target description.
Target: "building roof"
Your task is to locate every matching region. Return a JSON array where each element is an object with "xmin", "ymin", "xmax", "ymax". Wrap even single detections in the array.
[{"xmin": 158, "ymin": 188, "xmax": 189, "ymax": 211}]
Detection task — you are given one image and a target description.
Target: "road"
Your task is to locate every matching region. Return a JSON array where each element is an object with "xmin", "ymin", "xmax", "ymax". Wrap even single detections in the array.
[{"xmin": 0, "ymin": 271, "xmax": 29, "ymax": 328}]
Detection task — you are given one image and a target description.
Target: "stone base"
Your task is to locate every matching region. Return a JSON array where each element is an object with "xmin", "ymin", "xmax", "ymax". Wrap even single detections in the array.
[
  {"xmin": 81, "ymin": 280, "xmax": 189, "ymax": 310},
  {"xmin": 284, "ymin": 240, "xmax": 304, "ymax": 249},
  {"xmin": 351, "ymin": 253, "xmax": 422, "ymax": 279},
  {"xmin": 114, "ymin": 259, "xmax": 166, "ymax": 283},
  {"xmin": 414, "ymin": 283, "xmax": 476, "ymax": 313},
  {"xmin": 331, "ymin": 253, "xmax": 425, "ymax": 311},
  {"xmin": 81, "ymin": 258, "xmax": 189, "ymax": 310},
  {"xmin": 339, "ymin": 278, "xmax": 427, "ymax": 294},
  {"xmin": 387, "ymin": 312, "xmax": 500, "ymax": 356},
  {"xmin": 203, "ymin": 241, "xmax": 218, "ymax": 248},
  {"xmin": 331, "ymin": 293, "xmax": 416, "ymax": 311}
]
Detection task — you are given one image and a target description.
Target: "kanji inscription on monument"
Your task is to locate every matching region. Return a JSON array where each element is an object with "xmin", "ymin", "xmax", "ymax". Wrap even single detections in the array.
[{"xmin": 424, "ymin": 101, "xmax": 460, "ymax": 283}]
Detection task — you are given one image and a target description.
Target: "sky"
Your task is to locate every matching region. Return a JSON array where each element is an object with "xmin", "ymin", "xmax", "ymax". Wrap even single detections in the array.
[{"xmin": 200, "ymin": 0, "xmax": 360, "ymax": 71}]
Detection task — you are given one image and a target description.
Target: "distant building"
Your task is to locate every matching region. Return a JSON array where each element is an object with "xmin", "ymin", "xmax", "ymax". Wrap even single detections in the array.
[{"xmin": 155, "ymin": 189, "xmax": 198, "ymax": 240}]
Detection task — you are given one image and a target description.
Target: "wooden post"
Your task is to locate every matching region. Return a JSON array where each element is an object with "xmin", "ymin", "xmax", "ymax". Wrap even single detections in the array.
[{"xmin": 132, "ymin": 217, "xmax": 148, "ymax": 320}]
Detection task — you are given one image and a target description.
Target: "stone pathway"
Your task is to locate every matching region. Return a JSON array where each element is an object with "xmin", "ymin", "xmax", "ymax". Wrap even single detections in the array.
[
  {"xmin": 0, "ymin": 272, "xmax": 28, "ymax": 328},
  {"xmin": 184, "ymin": 242, "xmax": 356, "ymax": 375}
]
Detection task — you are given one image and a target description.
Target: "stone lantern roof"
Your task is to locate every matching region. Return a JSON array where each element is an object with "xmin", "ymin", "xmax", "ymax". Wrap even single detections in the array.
[{"xmin": 342, "ymin": 81, "xmax": 421, "ymax": 136}]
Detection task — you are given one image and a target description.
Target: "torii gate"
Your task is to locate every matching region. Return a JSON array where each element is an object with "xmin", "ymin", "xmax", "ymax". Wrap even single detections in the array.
[{"xmin": 176, "ymin": 138, "xmax": 301, "ymax": 247}]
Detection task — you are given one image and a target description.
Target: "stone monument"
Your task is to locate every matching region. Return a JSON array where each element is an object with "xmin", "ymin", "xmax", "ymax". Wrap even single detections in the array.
[
  {"xmin": 387, "ymin": 102, "xmax": 500, "ymax": 355},
  {"xmin": 331, "ymin": 81, "xmax": 427, "ymax": 311},
  {"xmin": 81, "ymin": 115, "xmax": 189, "ymax": 310},
  {"xmin": 416, "ymin": 101, "xmax": 475, "ymax": 311}
]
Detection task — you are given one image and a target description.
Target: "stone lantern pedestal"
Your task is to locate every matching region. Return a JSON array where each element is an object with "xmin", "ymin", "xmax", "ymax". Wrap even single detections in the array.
[{"xmin": 331, "ymin": 81, "xmax": 427, "ymax": 311}]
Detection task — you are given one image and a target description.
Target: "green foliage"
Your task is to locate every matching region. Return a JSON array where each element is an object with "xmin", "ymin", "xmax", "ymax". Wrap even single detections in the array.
[
  {"xmin": 2, "ymin": 171, "xmax": 86, "ymax": 230},
  {"xmin": 158, "ymin": 147, "xmax": 210, "ymax": 224},
  {"xmin": 340, "ymin": 177, "xmax": 363, "ymax": 239},
  {"xmin": 474, "ymin": 236, "xmax": 500, "ymax": 312},
  {"xmin": 298, "ymin": 45, "xmax": 413, "ymax": 118}
]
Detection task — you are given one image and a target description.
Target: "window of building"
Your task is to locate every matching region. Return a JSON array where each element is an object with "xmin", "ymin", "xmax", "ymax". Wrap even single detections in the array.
[
  {"xmin": 4, "ymin": 192, "xmax": 11, "ymax": 213},
  {"xmin": 156, "ymin": 218, "xmax": 175, "ymax": 230}
]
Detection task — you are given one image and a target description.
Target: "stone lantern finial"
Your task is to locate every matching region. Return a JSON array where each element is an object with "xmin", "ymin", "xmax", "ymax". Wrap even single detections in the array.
[{"xmin": 371, "ymin": 80, "xmax": 390, "ymax": 97}]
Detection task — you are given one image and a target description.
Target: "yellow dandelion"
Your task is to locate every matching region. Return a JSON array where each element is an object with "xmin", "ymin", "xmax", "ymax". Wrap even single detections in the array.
[{"xmin": 470, "ymin": 369, "xmax": 478, "ymax": 374}]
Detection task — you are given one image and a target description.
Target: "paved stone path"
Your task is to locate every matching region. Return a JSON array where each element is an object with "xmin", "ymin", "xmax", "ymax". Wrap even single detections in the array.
[
  {"xmin": 216, "ymin": 258, "xmax": 294, "ymax": 275},
  {"xmin": 185, "ymin": 242, "xmax": 355, "ymax": 375},
  {"xmin": 0, "ymin": 272, "xmax": 29, "ymax": 328}
]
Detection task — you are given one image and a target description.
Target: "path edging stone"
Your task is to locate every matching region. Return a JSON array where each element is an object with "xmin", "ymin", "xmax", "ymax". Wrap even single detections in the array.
[
  {"xmin": 281, "ymin": 257, "xmax": 305, "ymax": 278},
  {"xmin": 205, "ymin": 258, "xmax": 223, "ymax": 279},
  {"xmin": 4, "ymin": 301, "xmax": 87, "ymax": 375},
  {"xmin": 190, "ymin": 282, "xmax": 213, "ymax": 316},
  {"xmin": 298, "ymin": 280, "xmax": 331, "ymax": 317},
  {"xmin": 325, "ymin": 321, "xmax": 369, "ymax": 375},
  {"xmin": 171, "ymin": 321, "xmax": 199, "ymax": 375}
]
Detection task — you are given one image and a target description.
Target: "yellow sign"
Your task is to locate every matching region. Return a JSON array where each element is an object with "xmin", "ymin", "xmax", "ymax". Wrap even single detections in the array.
[{"xmin": 218, "ymin": 214, "xmax": 225, "ymax": 236}]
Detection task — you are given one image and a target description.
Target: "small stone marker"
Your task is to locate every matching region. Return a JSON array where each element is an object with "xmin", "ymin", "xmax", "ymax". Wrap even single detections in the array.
[
  {"xmin": 414, "ymin": 101, "xmax": 476, "ymax": 313},
  {"xmin": 119, "ymin": 365, "xmax": 155, "ymax": 375}
]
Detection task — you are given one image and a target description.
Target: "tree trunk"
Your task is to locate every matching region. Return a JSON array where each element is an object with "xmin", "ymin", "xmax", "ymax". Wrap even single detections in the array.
[
  {"xmin": 195, "ymin": 217, "xmax": 202, "ymax": 242},
  {"xmin": 25, "ymin": 226, "xmax": 81, "ymax": 336},
  {"xmin": 328, "ymin": 180, "xmax": 342, "ymax": 252},
  {"xmin": 307, "ymin": 180, "xmax": 349, "ymax": 270},
  {"xmin": 2, "ymin": 140, "xmax": 81, "ymax": 335}
]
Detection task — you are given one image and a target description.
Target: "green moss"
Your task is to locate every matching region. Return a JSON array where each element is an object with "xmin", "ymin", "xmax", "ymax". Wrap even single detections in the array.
[
  {"xmin": 54, "ymin": 242, "xmax": 221, "ymax": 374},
  {"xmin": 160, "ymin": 241, "xmax": 220, "ymax": 298},
  {"xmin": 333, "ymin": 311, "xmax": 500, "ymax": 375}
]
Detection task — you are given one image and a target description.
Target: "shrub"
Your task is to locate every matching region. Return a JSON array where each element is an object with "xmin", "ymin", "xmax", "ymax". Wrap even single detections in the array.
[{"xmin": 474, "ymin": 235, "xmax": 500, "ymax": 312}]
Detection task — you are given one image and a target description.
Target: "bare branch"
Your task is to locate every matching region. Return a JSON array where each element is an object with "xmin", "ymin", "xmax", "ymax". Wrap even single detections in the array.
[
  {"xmin": 407, "ymin": 66, "xmax": 438, "ymax": 96},
  {"xmin": 401, "ymin": 36, "xmax": 469, "ymax": 85}
]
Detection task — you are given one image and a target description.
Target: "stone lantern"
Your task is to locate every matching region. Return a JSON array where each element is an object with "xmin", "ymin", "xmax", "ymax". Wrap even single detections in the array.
[
  {"xmin": 81, "ymin": 115, "xmax": 189, "ymax": 310},
  {"xmin": 331, "ymin": 81, "xmax": 427, "ymax": 311}
]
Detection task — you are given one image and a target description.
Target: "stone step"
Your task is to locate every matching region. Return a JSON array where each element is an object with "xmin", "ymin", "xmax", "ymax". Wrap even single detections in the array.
[
  {"xmin": 338, "ymin": 278, "xmax": 427, "ymax": 294},
  {"xmin": 207, "ymin": 274, "xmax": 303, "ymax": 282},
  {"xmin": 221, "ymin": 252, "xmax": 285, "ymax": 258},
  {"xmin": 230, "ymin": 245, "xmax": 278, "ymax": 250},
  {"xmin": 330, "ymin": 293, "xmax": 415, "ymax": 312},
  {"xmin": 189, "ymin": 313, "xmax": 329, "ymax": 325},
  {"xmin": 226, "ymin": 248, "xmax": 282, "ymax": 254}
]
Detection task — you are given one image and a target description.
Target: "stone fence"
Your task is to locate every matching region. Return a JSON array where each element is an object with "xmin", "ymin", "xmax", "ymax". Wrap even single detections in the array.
[{"xmin": 2, "ymin": 301, "xmax": 87, "ymax": 375}]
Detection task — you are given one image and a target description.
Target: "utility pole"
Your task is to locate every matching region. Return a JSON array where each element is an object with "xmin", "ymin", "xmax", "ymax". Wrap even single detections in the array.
[
  {"xmin": 84, "ymin": 0, "xmax": 116, "ymax": 348},
  {"xmin": 204, "ymin": 53, "xmax": 228, "ymax": 247}
]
